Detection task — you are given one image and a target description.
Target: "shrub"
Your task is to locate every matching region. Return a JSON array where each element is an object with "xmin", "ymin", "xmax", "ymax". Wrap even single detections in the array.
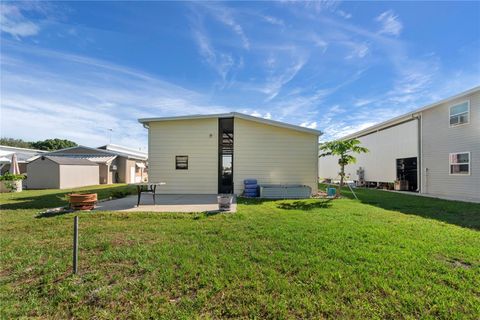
[{"xmin": 0, "ymin": 173, "xmax": 26, "ymax": 181}]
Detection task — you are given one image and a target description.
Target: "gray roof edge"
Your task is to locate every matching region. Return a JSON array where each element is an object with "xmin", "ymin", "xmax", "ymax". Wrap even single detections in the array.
[
  {"xmin": 33, "ymin": 155, "xmax": 99, "ymax": 166},
  {"xmin": 138, "ymin": 112, "xmax": 322, "ymax": 135},
  {"xmin": 45, "ymin": 145, "xmax": 147, "ymax": 161},
  {"xmin": 0, "ymin": 145, "xmax": 47, "ymax": 153}
]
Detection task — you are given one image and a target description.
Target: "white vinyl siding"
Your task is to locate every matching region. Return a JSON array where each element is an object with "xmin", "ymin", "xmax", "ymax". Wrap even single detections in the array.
[
  {"xmin": 422, "ymin": 91, "xmax": 480, "ymax": 202},
  {"xmin": 233, "ymin": 118, "xmax": 318, "ymax": 195},
  {"xmin": 449, "ymin": 101, "xmax": 470, "ymax": 127},
  {"xmin": 318, "ymin": 119, "xmax": 418, "ymax": 183},
  {"xmin": 148, "ymin": 118, "xmax": 218, "ymax": 194}
]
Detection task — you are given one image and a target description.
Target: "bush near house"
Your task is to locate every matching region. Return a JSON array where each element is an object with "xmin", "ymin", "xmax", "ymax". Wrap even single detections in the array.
[{"xmin": 0, "ymin": 184, "xmax": 479, "ymax": 318}]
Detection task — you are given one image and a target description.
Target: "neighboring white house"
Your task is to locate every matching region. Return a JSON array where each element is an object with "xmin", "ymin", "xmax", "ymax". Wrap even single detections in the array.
[
  {"xmin": 319, "ymin": 86, "xmax": 480, "ymax": 203},
  {"xmin": 139, "ymin": 112, "xmax": 321, "ymax": 195},
  {"xmin": 0, "ymin": 145, "xmax": 45, "ymax": 175}
]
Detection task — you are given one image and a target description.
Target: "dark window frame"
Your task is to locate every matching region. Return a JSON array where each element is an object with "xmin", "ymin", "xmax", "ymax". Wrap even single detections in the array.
[{"xmin": 175, "ymin": 155, "xmax": 188, "ymax": 170}]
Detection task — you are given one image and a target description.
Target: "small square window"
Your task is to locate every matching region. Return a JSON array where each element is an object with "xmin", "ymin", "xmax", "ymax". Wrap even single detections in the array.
[
  {"xmin": 449, "ymin": 152, "xmax": 470, "ymax": 175},
  {"xmin": 449, "ymin": 101, "xmax": 469, "ymax": 127},
  {"xmin": 176, "ymin": 156, "xmax": 188, "ymax": 170}
]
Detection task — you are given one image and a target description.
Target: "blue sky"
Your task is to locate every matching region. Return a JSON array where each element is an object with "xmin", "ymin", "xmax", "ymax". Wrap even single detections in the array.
[{"xmin": 1, "ymin": 1, "xmax": 479, "ymax": 150}]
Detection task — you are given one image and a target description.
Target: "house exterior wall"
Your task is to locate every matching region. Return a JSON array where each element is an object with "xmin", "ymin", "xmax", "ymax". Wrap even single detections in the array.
[
  {"xmin": 421, "ymin": 91, "xmax": 480, "ymax": 202},
  {"xmin": 148, "ymin": 118, "xmax": 218, "ymax": 194},
  {"xmin": 319, "ymin": 119, "xmax": 419, "ymax": 183},
  {"xmin": 124, "ymin": 159, "xmax": 139, "ymax": 183},
  {"xmin": 26, "ymin": 158, "xmax": 60, "ymax": 189},
  {"xmin": 59, "ymin": 165, "xmax": 99, "ymax": 189},
  {"xmin": 234, "ymin": 118, "xmax": 319, "ymax": 195},
  {"xmin": 116, "ymin": 157, "xmax": 128, "ymax": 183},
  {"xmin": 99, "ymin": 164, "xmax": 110, "ymax": 184},
  {"xmin": 115, "ymin": 157, "xmax": 146, "ymax": 183}
]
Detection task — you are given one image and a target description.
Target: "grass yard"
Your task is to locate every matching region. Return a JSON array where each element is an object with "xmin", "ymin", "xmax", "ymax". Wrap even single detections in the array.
[{"xmin": 1, "ymin": 185, "xmax": 479, "ymax": 319}]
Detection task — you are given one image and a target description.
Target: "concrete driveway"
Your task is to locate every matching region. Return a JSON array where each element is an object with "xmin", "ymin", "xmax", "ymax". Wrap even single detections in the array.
[{"xmin": 95, "ymin": 194, "xmax": 236, "ymax": 213}]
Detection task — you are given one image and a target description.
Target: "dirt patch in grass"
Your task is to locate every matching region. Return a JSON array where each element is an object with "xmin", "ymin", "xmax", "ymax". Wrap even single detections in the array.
[{"xmin": 436, "ymin": 255, "xmax": 474, "ymax": 269}]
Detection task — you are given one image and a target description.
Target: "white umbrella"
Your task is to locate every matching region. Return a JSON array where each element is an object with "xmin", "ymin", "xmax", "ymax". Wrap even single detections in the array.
[{"xmin": 9, "ymin": 153, "xmax": 20, "ymax": 174}]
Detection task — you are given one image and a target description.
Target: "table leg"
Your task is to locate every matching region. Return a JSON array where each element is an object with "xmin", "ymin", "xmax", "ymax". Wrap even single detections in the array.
[{"xmin": 137, "ymin": 186, "xmax": 141, "ymax": 207}]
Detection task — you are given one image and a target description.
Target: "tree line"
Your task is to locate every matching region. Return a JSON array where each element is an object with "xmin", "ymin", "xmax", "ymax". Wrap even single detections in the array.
[{"xmin": 0, "ymin": 138, "xmax": 78, "ymax": 151}]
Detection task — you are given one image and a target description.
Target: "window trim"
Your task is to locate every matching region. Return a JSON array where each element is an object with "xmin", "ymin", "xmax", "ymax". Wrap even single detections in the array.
[
  {"xmin": 449, "ymin": 100, "xmax": 470, "ymax": 127},
  {"xmin": 175, "ymin": 155, "xmax": 189, "ymax": 170},
  {"xmin": 449, "ymin": 151, "xmax": 470, "ymax": 176}
]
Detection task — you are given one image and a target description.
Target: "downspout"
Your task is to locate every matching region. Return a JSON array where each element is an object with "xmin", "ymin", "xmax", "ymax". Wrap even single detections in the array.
[{"xmin": 417, "ymin": 113, "xmax": 422, "ymax": 193}]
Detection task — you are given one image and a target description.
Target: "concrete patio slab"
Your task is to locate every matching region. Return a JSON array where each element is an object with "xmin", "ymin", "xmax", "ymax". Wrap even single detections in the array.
[{"xmin": 95, "ymin": 194, "xmax": 237, "ymax": 213}]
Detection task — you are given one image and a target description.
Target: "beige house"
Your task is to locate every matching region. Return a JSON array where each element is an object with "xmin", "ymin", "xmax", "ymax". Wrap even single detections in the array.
[
  {"xmin": 319, "ymin": 86, "xmax": 480, "ymax": 203},
  {"xmin": 27, "ymin": 156, "xmax": 99, "ymax": 189},
  {"xmin": 139, "ymin": 112, "xmax": 321, "ymax": 195},
  {"xmin": 44, "ymin": 145, "xmax": 147, "ymax": 184}
]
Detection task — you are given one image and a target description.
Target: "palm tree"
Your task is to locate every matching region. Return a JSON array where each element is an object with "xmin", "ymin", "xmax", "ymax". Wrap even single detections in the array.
[{"xmin": 319, "ymin": 139, "xmax": 368, "ymax": 196}]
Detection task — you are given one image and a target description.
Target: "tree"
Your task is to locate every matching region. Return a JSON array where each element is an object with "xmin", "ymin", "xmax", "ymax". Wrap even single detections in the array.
[
  {"xmin": 31, "ymin": 139, "xmax": 78, "ymax": 151},
  {"xmin": 0, "ymin": 138, "xmax": 33, "ymax": 149},
  {"xmin": 319, "ymin": 139, "xmax": 368, "ymax": 196}
]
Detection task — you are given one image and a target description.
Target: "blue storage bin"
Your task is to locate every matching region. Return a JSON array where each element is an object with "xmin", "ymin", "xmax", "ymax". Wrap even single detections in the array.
[
  {"xmin": 244, "ymin": 193, "xmax": 257, "ymax": 197},
  {"xmin": 326, "ymin": 187, "xmax": 336, "ymax": 197},
  {"xmin": 244, "ymin": 184, "xmax": 258, "ymax": 190},
  {"xmin": 244, "ymin": 179, "xmax": 257, "ymax": 185}
]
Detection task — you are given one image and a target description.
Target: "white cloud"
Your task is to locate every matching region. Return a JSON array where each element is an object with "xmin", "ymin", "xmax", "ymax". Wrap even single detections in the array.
[
  {"xmin": 192, "ymin": 28, "xmax": 237, "ymax": 82},
  {"xmin": 345, "ymin": 42, "xmax": 369, "ymax": 59},
  {"xmin": 311, "ymin": 35, "xmax": 328, "ymax": 53},
  {"xmin": 354, "ymin": 98, "xmax": 375, "ymax": 107},
  {"xmin": 301, "ymin": 0, "xmax": 340, "ymax": 13},
  {"xmin": 249, "ymin": 111, "xmax": 273, "ymax": 120},
  {"xmin": 337, "ymin": 10, "xmax": 352, "ymax": 19},
  {"xmin": 0, "ymin": 43, "xmax": 232, "ymax": 149},
  {"xmin": 329, "ymin": 105, "xmax": 346, "ymax": 113},
  {"xmin": 376, "ymin": 10, "xmax": 403, "ymax": 36},
  {"xmin": 263, "ymin": 15, "xmax": 284, "ymax": 26},
  {"xmin": 261, "ymin": 56, "xmax": 308, "ymax": 100},
  {"xmin": 196, "ymin": 3, "xmax": 250, "ymax": 49},
  {"xmin": 0, "ymin": 3, "xmax": 40, "ymax": 39},
  {"xmin": 300, "ymin": 121, "xmax": 318, "ymax": 129}
]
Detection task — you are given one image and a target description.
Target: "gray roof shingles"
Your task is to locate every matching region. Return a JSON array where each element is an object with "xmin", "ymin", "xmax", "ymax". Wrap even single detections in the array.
[{"xmin": 42, "ymin": 156, "xmax": 98, "ymax": 166}]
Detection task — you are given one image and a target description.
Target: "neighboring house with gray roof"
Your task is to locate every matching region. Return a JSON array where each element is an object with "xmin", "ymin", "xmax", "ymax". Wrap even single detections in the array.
[{"xmin": 42, "ymin": 145, "xmax": 148, "ymax": 184}]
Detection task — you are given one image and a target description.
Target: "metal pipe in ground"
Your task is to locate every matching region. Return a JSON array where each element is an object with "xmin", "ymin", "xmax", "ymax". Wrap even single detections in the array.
[{"xmin": 73, "ymin": 216, "xmax": 78, "ymax": 274}]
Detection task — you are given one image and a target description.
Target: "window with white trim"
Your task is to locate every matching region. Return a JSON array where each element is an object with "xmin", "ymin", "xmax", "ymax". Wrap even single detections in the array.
[
  {"xmin": 449, "ymin": 152, "xmax": 470, "ymax": 175},
  {"xmin": 449, "ymin": 101, "xmax": 469, "ymax": 126}
]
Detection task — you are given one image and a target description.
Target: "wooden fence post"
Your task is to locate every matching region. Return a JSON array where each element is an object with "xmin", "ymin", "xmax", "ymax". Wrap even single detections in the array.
[{"xmin": 73, "ymin": 216, "xmax": 78, "ymax": 274}]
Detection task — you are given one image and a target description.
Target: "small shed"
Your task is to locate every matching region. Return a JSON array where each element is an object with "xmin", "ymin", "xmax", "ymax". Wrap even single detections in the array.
[{"xmin": 27, "ymin": 156, "xmax": 99, "ymax": 189}]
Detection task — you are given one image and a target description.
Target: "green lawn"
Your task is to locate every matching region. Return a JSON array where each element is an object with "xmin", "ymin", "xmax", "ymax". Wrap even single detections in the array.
[{"xmin": 1, "ymin": 185, "xmax": 479, "ymax": 319}]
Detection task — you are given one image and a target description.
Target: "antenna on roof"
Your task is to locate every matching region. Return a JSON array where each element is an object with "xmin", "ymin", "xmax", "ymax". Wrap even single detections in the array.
[{"xmin": 107, "ymin": 128, "xmax": 113, "ymax": 144}]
